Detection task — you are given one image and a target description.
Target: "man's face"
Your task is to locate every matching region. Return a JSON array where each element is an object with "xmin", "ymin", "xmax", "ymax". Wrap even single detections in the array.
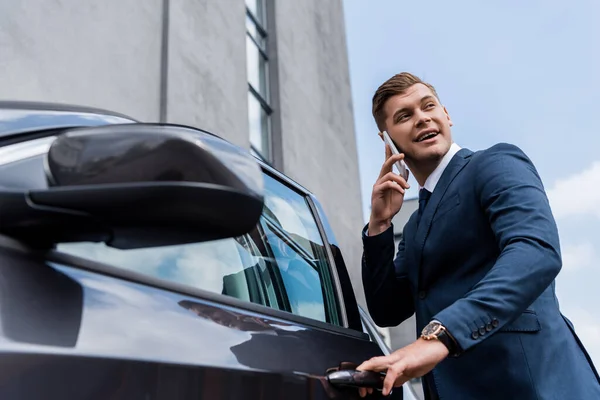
[{"xmin": 382, "ymin": 83, "xmax": 453, "ymax": 165}]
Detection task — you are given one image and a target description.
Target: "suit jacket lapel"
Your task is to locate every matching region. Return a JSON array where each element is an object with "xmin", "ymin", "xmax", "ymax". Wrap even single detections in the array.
[{"xmin": 414, "ymin": 149, "xmax": 473, "ymax": 281}]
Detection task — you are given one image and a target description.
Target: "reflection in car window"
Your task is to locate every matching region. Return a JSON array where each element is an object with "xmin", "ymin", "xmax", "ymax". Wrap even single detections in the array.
[
  {"xmin": 55, "ymin": 172, "xmax": 340, "ymax": 325},
  {"xmin": 262, "ymin": 174, "xmax": 324, "ymax": 257},
  {"xmin": 262, "ymin": 222, "xmax": 326, "ymax": 321},
  {"xmin": 60, "ymin": 239, "xmax": 258, "ymax": 298}
]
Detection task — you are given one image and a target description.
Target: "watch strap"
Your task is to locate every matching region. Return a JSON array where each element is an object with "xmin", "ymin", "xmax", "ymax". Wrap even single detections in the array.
[
  {"xmin": 422, "ymin": 320, "xmax": 461, "ymax": 357},
  {"xmin": 437, "ymin": 329, "xmax": 460, "ymax": 357}
]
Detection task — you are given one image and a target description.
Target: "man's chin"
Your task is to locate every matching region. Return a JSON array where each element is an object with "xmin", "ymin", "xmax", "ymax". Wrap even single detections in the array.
[
  {"xmin": 421, "ymin": 142, "xmax": 450, "ymax": 159},
  {"xmin": 416, "ymin": 148, "xmax": 446, "ymax": 162},
  {"xmin": 404, "ymin": 152, "xmax": 443, "ymax": 171}
]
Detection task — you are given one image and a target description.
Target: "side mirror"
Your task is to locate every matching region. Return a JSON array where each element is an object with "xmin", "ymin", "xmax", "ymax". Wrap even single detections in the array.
[{"xmin": 0, "ymin": 124, "xmax": 264, "ymax": 248}]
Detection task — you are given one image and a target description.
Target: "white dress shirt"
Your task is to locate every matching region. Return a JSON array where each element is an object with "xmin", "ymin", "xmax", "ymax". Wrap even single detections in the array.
[{"xmin": 420, "ymin": 142, "xmax": 462, "ymax": 193}]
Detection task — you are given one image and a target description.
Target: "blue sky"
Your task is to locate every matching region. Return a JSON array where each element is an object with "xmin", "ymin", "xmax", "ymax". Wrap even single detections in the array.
[{"xmin": 344, "ymin": 0, "xmax": 600, "ymax": 366}]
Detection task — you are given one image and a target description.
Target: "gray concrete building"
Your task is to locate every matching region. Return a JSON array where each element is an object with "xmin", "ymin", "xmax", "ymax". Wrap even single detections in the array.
[{"xmin": 0, "ymin": 0, "xmax": 367, "ymax": 307}]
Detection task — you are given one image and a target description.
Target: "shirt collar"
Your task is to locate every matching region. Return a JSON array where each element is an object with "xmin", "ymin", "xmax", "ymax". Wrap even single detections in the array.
[{"xmin": 420, "ymin": 142, "xmax": 462, "ymax": 193}]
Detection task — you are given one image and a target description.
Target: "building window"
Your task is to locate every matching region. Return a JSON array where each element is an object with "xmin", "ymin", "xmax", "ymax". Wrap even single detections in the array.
[{"xmin": 246, "ymin": 0, "xmax": 272, "ymax": 162}]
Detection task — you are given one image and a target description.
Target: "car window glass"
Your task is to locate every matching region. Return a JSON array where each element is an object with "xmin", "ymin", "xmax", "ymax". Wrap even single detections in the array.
[
  {"xmin": 61, "ymin": 238, "xmax": 262, "ymax": 299},
  {"xmin": 262, "ymin": 174, "xmax": 324, "ymax": 256},
  {"xmin": 261, "ymin": 221, "xmax": 326, "ymax": 321},
  {"xmin": 46, "ymin": 170, "xmax": 339, "ymax": 325}
]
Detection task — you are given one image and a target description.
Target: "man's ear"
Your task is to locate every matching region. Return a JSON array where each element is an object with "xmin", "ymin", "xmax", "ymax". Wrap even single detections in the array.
[{"xmin": 443, "ymin": 106, "xmax": 453, "ymax": 127}]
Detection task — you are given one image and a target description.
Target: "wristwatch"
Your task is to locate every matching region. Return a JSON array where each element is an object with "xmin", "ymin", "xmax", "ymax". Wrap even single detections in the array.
[{"xmin": 421, "ymin": 320, "xmax": 460, "ymax": 357}]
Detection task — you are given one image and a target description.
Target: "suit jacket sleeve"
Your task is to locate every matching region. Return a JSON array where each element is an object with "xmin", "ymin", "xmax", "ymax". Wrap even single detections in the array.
[
  {"xmin": 362, "ymin": 223, "xmax": 415, "ymax": 327},
  {"xmin": 433, "ymin": 143, "xmax": 562, "ymax": 353}
]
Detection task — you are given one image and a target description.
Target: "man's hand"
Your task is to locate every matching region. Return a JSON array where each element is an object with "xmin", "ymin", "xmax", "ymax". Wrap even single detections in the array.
[
  {"xmin": 356, "ymin": 338, "xmax": 449, "ymax": 397},
  {"xmin": 368, "ymin": 144, "xmax": 410, "ymax": 236}
]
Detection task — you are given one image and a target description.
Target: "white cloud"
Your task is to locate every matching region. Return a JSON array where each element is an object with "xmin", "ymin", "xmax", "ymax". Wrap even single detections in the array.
[
  {"xmin": 57, "ymin": 240, "xmax": 251, "ymax": 295},
  {"xmin": 58, "ymin": 242, "xmax": 180, "ymax": 277},
  {"xmin": 171, "ymin": 240, "xmax": 248, "ymax": 293},
  {"xmin": 561, "ymin": 242, "xmax": 595, "ymax": 272},
  {"xmin": 547, "ymin": 161, "xmax": 600, "ymax": 219},
  {"xmin": 295, "ymin": 302, "xmax": 326, "ymax": 322}
]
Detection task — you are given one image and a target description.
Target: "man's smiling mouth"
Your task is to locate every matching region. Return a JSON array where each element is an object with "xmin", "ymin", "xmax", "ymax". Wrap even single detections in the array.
[{"xmin": 416, "ymin": 131, "xmax": 439, "ymax": 142}]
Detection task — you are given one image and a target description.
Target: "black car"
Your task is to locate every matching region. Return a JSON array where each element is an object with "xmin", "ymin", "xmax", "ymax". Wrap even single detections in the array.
[{"xmin": 0, "ymin": 102, "xmax": 420, "ymax": 399}]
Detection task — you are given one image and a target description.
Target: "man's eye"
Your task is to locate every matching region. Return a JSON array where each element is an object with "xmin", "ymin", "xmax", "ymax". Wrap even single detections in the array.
[
  {"xmin": 397, "ymin": 114, "xmax": 409, "ymax": 122},
  {"xmin": 425, "ymin": 103, "xmax": 435, "ymax": 110}
]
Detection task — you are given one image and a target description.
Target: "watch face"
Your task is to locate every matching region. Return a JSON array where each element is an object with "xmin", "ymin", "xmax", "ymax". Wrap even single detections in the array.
[{"xmin": 422, "ymin": 322, "xmax": 442, "ymax": 336}]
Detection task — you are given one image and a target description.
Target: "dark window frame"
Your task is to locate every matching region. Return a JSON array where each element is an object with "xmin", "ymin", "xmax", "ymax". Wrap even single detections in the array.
[{"xmin": 257, "ymin": 172, "xmax": 342, "ymax": 326}]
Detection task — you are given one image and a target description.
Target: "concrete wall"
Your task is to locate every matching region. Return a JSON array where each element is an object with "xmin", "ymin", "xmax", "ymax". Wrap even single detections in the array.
[
  {"xmin": 0, "ymin": 0, "xmax": 249, "ymax": 149},
  {"xmin": 0, "ymin": 0, "xmax": 162, "ymax": 122},
  {"xmin": 166, "ymin": 0, "xmax": 249, "ymax": 148},
  {"xmin": 273, "ymin": 0, "xmax": 366, "ymax": 307}
]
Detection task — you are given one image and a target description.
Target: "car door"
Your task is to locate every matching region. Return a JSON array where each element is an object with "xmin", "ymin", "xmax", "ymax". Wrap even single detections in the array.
[{"xmin": 0, "ymin": 130, "xmax": 403, "ymax": 399}]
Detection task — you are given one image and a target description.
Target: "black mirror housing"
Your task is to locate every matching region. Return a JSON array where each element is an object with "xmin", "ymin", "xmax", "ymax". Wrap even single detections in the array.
[{"xmin": 0, "ymin": 124, "xmax": 264, "ymax": 248}]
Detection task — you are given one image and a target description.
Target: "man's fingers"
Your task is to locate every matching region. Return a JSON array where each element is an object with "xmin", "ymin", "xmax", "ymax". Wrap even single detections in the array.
[
  {"xmin": 382, "ymin": 363, "xmax": 405, "ymax": 397},
  {"xmin": 382, "ymin": 371, "xmax": 397, "ymax": 396},
  {"xmin": 376, "ymin": 181, "xmax": 405, "ymax": 195},
  {"xmin": 375, "ymin": 171, "xmax": 410, "ymax": 189},
  {"xmin": 378, "ymin": 152, "xmax": 404, "ymax": 179},
  {"xmin": 357, "ymin": 386, "xmax": 374, "ymax": 398},
  {"xmin": 356, "ymin": 356, "xmax": 389, "ymax": 372}
]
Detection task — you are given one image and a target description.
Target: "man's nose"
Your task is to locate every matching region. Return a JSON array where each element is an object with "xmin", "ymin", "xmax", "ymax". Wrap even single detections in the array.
[{"xmin": 414, "ymin": 109, "xmax": 431, "ymax": 127}]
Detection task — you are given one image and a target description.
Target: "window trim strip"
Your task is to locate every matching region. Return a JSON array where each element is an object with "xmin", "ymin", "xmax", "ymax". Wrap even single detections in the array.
[{"xmin": 305, "ymin": 195, "xmax": 349, "ymax": 328}]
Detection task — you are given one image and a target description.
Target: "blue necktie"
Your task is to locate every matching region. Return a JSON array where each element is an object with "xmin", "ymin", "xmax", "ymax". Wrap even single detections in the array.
[{"xmin": 417, "ymin": 188, "xmax": 432, "ymax": 225}]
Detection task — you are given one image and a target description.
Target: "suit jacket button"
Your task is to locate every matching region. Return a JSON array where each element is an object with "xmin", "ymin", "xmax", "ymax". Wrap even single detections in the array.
[
  {"xmin": 486, "ymin": 323, "xmax": 493, "ymax": 332},
  {"xmin": 479, "ymin": 327, "xmax": 486, "ymax": 336},
  {"xmin": 492, "ymin": 319, "xmax": 499, "ymax": 328},
  {"xmin": 418, "ymin": 291, "xmax": 427, "ymax": 299},
  {"xmin": 471, "ymin": 331, "xmax": 479, "ymax": 340}
]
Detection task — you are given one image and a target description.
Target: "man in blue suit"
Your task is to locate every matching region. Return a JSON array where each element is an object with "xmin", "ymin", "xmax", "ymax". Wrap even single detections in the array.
[{"xmin": 357, "ymin": 72, "xmax": 600, "ymax": 399}]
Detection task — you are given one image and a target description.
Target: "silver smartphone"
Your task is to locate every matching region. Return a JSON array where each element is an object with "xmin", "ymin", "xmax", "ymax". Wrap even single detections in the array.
[{"xmin": 381, "ymin": 130, "xmax": 409, "ymax": 180}]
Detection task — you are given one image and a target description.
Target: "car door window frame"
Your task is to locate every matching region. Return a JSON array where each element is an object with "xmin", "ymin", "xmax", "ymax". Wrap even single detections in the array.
[
  {"xmin": 258, "ymin": 170, "xmax": 342, "ymax": 326},
  {"xmin": 258, "ymin": 165, "xmax": 349, "ymax": 328},
  {"xmin": 303, "ymin": 195, "xmax": 348, "ymax": 327}
]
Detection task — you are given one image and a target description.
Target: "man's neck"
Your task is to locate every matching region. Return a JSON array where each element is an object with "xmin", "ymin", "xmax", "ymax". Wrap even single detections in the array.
[
  {"xmin": 408, "ymin": 159, "xmax": 441, "ymax": 188},
  {"xmin": 408, "ymin": 143, "xmax": 461, "ymax": 189}
]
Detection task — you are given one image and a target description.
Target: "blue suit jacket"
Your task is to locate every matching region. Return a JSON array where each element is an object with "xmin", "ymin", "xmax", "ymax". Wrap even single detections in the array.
[{"xmin": 362, "ymin": 143, "xmax": 600, "ymax": 399}]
